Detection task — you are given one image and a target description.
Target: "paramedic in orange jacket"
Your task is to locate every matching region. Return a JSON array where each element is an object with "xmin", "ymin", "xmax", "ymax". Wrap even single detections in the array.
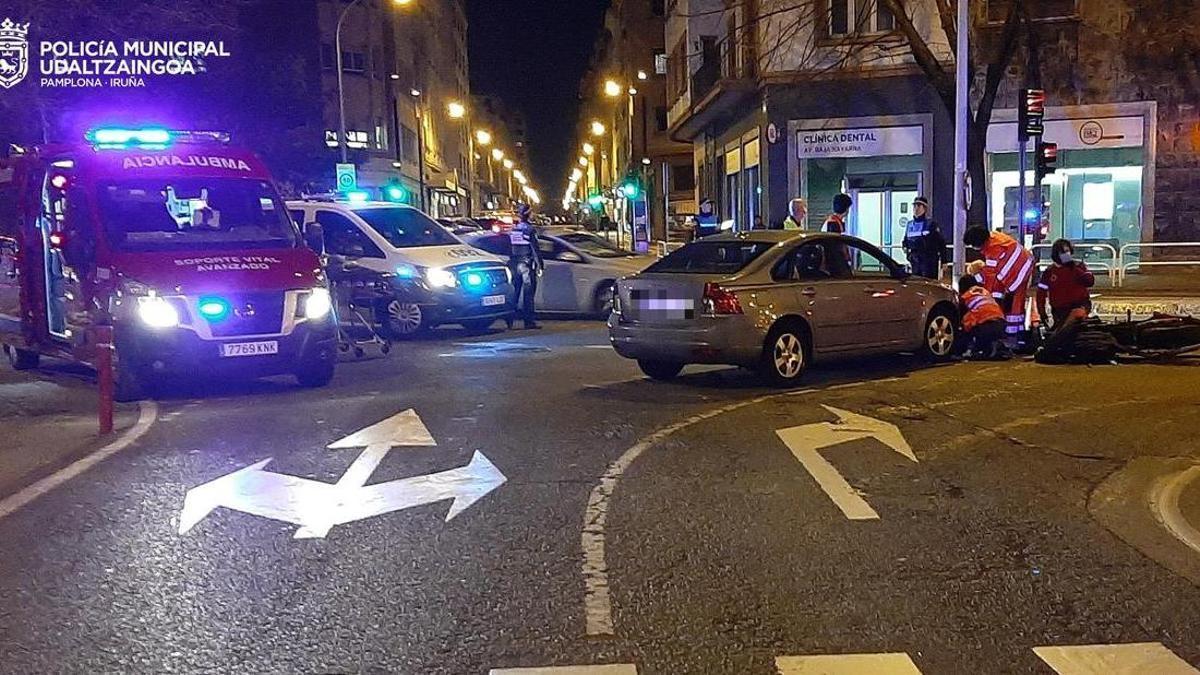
[
  {"xmin": 958, "ymin": 275, "xmax": 1009, "ymax": 359},
  {"xmin": 963, "ymin": 226, "xmax": 1035, "ymax": 340}
]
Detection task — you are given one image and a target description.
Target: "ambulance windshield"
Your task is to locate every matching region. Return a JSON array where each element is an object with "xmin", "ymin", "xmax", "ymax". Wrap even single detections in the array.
[{"xmin": 97, "ymin": 178, "xmax": 299, "ymax": 252}]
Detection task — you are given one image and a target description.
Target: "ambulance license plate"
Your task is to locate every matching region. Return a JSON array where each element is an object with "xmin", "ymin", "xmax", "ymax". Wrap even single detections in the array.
[
  {"xmin": 220, "ymin": 341, "xmax": 279, "ymax": 357},
  {"xmin": 482, "ymin": 295, "xmax": 507, "ymax": 307}
]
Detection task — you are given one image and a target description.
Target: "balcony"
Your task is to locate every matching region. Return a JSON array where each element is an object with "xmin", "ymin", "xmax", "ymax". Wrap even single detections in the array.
[{"xmin": 668, "ymin": 51, "xmax": 757, "ymax": 142}]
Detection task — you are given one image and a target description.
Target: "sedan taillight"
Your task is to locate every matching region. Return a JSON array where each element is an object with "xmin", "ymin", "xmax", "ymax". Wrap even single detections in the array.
[{"xmin": 703, "ymin": 283, "xmax": 743, "ymax": 315}]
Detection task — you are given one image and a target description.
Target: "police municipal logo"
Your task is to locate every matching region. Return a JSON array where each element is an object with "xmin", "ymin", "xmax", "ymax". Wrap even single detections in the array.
[{"xmin": 0, "ymin": 18, "xmax": 30, "ymax": 89}]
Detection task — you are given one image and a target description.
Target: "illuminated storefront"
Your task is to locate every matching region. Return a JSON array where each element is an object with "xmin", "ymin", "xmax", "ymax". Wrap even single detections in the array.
[{"xmin": 985, "ymin": 103, "xmax": 1156, "ymax": 255}]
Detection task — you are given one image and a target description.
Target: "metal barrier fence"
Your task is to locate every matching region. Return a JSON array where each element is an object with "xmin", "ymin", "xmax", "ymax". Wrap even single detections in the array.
[
  {"xmin": 653, "ymin": 240, "xmax": 685, "ymax": 258},
  {"xmin": 1118, "ymin": 242, "xmax": 1200, "ymax": 287}
]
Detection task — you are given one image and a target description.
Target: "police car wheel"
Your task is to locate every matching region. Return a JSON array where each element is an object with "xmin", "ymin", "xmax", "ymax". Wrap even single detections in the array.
[
  {"xmin": 4, "ymin": 345, "xmax": 39, "ymax": 371},
  {"xmin": 461, "ymin": 318, "xmax": 495, "ymax": 334},
  {"xmin": 593, "ymin": 282, "xmax": 616, "ymax": 316},
  {"xmin": 922, "ymin": 309, "xmax": 957, "ymax": 361},
  {"xmin": 382, "ymin": 300, "xmax": 426, "ymax": 338}
]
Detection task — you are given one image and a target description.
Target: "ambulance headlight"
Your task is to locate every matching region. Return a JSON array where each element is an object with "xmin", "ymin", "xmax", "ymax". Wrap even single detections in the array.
[
  {"xmin": 304, "ymin": 288, "xmax": 333, "ymax": 320},
  {"xmin": 137, "ymin": 296, "xmax": 180, "ymax": 329},
  {"xmin": 425, "ymin": 267, "xmax": 457, "ymax": 289}
]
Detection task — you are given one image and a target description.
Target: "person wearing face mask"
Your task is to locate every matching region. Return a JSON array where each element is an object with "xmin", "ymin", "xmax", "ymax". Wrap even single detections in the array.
[{"xmin": 1036, "ymin": 238, "xmax": 1095, "ymax": 332}]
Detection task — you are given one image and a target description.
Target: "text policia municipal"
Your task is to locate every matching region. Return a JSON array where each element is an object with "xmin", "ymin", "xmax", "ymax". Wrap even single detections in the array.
[{"xmin": 39, "ymin": 41, "xmax": 231, "ymax": 77}]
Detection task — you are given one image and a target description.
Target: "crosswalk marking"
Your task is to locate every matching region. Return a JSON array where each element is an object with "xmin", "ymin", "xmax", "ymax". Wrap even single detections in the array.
[
  {"xmin": 1033, "ymin": 642, "xmax": 1199, "ymax": 674},
  {"xmin": 775, "ymin": 652, "xmax": 922, "ymax": 674},
  {"xmin": 489, "ymin": 666, "xmax": 637, "ymax": 675}
]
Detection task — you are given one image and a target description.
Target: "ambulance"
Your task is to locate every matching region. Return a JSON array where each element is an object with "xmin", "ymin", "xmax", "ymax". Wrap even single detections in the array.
[{"xmin": 0, "ymin": 127, "xmax": 337, "ymax": 400}]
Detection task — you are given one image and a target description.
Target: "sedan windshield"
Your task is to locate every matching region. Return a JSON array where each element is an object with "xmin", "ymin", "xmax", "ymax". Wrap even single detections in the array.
[
  {"xmin": 559, "ymin": 232, "xmax": 632, "ymax": 258},
  {"xmin": 356, "ymin": 207, "xmax": 460, "ymax": 248},
  {"xmin": 98, "ymin": 179, "xmax": 298, "ymax": 252},
  {"xmin": 646, "ymin": 241, "xmax": 774, "ymax": 274}
]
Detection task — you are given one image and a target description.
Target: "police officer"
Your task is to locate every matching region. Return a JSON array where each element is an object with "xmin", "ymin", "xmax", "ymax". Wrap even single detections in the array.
[
  {"xmin": 693, "ymin": 198, "xmax": 720, "ymax": 240},
  {"xmin": 507, "ymin": 203, "xmax": 543, "ymax": 330},
  {"xmin": 903, "ymin": 196, "xmax": 947, "ymax": 280}
]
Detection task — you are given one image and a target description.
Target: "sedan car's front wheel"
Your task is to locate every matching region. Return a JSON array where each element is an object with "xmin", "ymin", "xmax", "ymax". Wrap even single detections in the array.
[
  {"xmin": 761, "ymin": 324, "xmax": 810, "ymax": 386},
  {"xmin": 921, "ymin": 308, "xmax": 957, "ymax": 361}
]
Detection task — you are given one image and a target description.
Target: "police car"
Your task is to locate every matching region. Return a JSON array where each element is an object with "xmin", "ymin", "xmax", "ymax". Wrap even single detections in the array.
[{"xmin": 287, "ymin": 198, "xmax": 515, "ymax": 337}]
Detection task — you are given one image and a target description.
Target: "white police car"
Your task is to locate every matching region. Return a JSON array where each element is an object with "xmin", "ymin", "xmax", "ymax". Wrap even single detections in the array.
[{"xmin": 287, "ymin": 199, "xmax": 514, "ymax": 337}]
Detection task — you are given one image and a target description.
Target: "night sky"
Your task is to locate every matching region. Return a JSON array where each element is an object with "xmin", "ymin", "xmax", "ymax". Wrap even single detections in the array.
[{"xmin": 466, "ymin": 0, "xmax": 611, "ymax": 203}]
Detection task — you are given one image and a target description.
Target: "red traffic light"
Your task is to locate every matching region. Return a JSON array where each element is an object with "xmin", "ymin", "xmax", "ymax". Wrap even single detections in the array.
[
  {"xmin": 1040, "ymin": 142, "xmax": 1058, "ymax": 162},
  {"xmin": 1024, "ymin": 89, "xmax": 1046, "ymax": 115}
]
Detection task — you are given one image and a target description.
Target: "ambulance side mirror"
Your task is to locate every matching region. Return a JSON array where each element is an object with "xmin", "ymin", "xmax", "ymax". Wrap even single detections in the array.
[{"xmin": 303, "ymin": 223, "xmax": 324, "ymax": 253}]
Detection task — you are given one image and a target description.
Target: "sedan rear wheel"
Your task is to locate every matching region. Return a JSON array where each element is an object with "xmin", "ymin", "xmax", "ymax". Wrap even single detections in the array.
[
  {"xmin": 638, "ymin": 359, "xmax": 684, "ymax": 381},
  {"xmin": 922, "ymin": 310, "xmax": 957, "ymax": 361},
  {"xmin": 761, "ymin": 326, "xmax": 809, "ymax": 386},
  {"xmin": 383, "ymin": 300, "xmax": 427, "ymax": 339}
]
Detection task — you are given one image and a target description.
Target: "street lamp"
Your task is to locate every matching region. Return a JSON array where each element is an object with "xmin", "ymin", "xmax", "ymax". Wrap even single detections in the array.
[
  {"xmin": 637, "ymin": 70, "xmax": 648, "ymax": 80},
  {"xmin": 492, "ymin": 148, "xmax": 505, "ymax": 161},
  {"xmin": 336, "ymin": 0, "xmax": 414, "ymax": 163},
  {"xmin": 590, "ymin": 120, "xmax": 606, "ymax": 136},
  {"xmin": 604, "ymin": 79, "xmax": 623, "ymax": 98},
  {"xmin": 582, "ymin": 142, "xmax": 595, "ymax": 156},
  {"xmin": 475, "ymin": 129, "xmax": 492, "ymax": 146},
  {"xmin": 578, "ymin": 156, "xmax": 589, "ymax": 166},
  {"xmin": 503, "ymin": 158, "xmax": 514, "ymax": 170},
  {"xmin": 447, "ymin": 101, "xmax": 466, "ymax": 119}
]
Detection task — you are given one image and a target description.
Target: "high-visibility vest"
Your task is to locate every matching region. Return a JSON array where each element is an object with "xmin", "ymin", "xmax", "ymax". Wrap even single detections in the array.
[
  {"xmin": 961, "ymin": 286, "xmax": 1005, "ymax": 331},
  {"xmin": 976, "ymin": 231, "xmax": 1034, "ymax": 298}
]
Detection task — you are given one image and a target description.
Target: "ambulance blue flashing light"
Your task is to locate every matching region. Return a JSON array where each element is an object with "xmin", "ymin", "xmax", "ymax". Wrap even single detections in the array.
[
  {"xmin": 86, "ymin": 127, "xmax": 173, "ymax": 150},
  {"xmin": 198, "ymin": 296, "xmax": 232, "ymax": 321}
]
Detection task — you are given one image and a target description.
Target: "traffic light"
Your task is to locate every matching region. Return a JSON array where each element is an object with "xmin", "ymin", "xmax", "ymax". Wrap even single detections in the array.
[
  {"xmin": 1019, "ymin": 88, "xmax": 1046, "ymax": 141},
  {"xmin": 1035, "ymin": 140, "xmax": 1058, "ymax": 182},
  {"xmin": 618, "ymin": 176, "xmax": 641, "ymax": 200},
  {"xmin": 383, "ymin": 182, "xmax": 407, "ymax": 202}
]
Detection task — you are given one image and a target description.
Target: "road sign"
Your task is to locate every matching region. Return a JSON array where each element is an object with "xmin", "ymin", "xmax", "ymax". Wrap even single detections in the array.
[
  {"xmin": 177, "ymin": 409, "xmax": 506, "ymax": 538},
  {"xmin": 335, "ymin": 163, "xmax": 357, "ymax": 192},
  {"xmin": 775, "ymin": 406, "xmax": 916, "ymax": 520}
]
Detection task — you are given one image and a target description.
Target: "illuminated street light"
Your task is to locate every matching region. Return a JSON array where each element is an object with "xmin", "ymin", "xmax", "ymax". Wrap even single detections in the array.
[
  {"xmin": 628, "ymin": 87, "xmax": 638, "ymax": 96},
  {"xmin": 447, "ymin": 101, "xmax": 466, "ymax": 119},
  {"xmin": 475, "ymin": 129, "xmax": 493, "ymax": 146},
  {"xmin": 637, "ymin": 70, "xmax": 648, "ymax": 80},
  {"xmin": 570, "ymin": 168, "xmax": 583, "ymax": 181},
  {"xmin": 590, "ymin": 120, "xmax": 606, "ymax": 136},
  {"xmin": 503, "ymin": 158, "xmax": 514, "ymax": 170},
  {"xmin": 491, "ymin": 148, "xmax": 505, "ymax": 161},
  {"xmin": 582, "ymin": 142, "xmax": 595, "ymax": 156},
  {"xmin": 604, "ymin": 79, "xmax": 623, "ymax": 98},
  {"xmin": 579, "ymin": 156, "xmax": 589, "ymax": 166},
  {"xmin": 410, "ymin": 88, "xmax": 421, "ymax": 97}
]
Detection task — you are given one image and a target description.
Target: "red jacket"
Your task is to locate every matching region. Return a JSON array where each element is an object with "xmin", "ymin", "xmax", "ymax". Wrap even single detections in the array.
[
  {"xmin": 961, "ymin": 286, "xmax": 1006, "ymax": 331},
  {"xmin": 1037, "ymin": 262, "xmax": 1095, "ymax": 311},
  {"xmin": 976, "ymin": 231, "xmax": 1035, "ymax": 297}
]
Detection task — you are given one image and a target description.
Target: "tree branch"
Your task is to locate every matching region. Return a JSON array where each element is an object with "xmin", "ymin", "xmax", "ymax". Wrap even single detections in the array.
[{"xmin": 877, "ymin": 0, "xmax": 956, "ymax": 114}]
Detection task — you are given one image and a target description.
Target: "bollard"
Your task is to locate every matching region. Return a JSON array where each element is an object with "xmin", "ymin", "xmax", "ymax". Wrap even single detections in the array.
[{"xmin": 95, "ymin": 325, "xmax": 115, "ymax": 436}]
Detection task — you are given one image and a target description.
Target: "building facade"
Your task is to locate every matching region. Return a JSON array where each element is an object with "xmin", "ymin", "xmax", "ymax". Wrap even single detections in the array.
[{"xmin": 664, "ymin": 0, "xmax": 1200, "ymax": 260}]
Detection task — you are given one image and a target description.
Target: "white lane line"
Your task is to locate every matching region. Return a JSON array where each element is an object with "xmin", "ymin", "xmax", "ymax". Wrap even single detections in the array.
[
  {"xmin": 489, "ymin": 666, "xmax": 636, "ymax": 675},
  {"xmin": 1033, "ymin": 642, "xmax": 1199, "ymax": 674},
  {"xmin": 1151, "ymin": 464, "xmax": 1200, "ymax": 556},
  {"xmin": 776, "ymin": 652, "xmax": 923, "ymax": 674},
  {"xmin": 0, "ymin": 400, "xmax": 159, "ymax": 521},
  {"xmin": 786, "ymin": 446, "xmax": 879, "ymax": 520}
]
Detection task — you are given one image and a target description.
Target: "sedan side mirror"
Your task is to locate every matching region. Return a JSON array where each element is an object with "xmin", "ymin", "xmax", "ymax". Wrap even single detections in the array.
[{"xmin": 303, "ymin": 223, "xmax": 324, "ymax": 253}]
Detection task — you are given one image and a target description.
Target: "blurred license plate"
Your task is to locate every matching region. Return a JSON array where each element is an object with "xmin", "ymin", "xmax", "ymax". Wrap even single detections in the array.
[
  {"xmin": 482, "ymin": 295, "xmax": 506, "ymax": 306},
  {"xmin": 220, "ymin": 341, "xmax": 279, "ymax": 357},
  {"xmin": 631, "ymin": 290, "xmax": 695, "ymax": 319}
]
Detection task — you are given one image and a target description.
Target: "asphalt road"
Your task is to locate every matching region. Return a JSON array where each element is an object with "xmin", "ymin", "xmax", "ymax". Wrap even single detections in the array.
[{"xmin": 0, "ymin": 321, "xmax": 1197, "ymax": 674}]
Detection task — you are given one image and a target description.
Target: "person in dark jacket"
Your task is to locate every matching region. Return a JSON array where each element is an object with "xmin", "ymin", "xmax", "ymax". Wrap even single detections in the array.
[
  {"xmin": 506, "ymin": 203, "xmax": 543, "ymax": 329},
  {"xmin": 903, "ymin": 196, "xmax": 947, "ymax": 280},
  {"xmin": 823, "ymin": 193, "xmax": 853, "ymax": 277}
]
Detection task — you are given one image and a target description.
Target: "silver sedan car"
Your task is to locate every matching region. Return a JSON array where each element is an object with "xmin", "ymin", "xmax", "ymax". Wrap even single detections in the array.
[{"xmin": 608, "ymin": 231, "xmax": 960, "ymax": 384}]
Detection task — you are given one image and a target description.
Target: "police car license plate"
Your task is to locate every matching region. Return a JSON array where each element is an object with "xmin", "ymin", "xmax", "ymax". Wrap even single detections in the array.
[
  {"xmin": 482, "ymin": 295, "xmax": 506, "ymax": 307},
  {"xmin": 220, "ymin": 341, "xmax": 279, "ymax": 357}
]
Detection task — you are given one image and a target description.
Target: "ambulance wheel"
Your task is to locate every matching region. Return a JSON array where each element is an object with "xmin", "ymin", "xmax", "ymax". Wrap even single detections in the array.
[
  {"xmin": 5, "ymin": 345, "xmax": 40, "ymax": 371},
  {"xmin": 295, "ymin": 356, "xmax": 335, "ymax": 389},
  {"xmin": 921, "ymin": 307, "xmax": 957, "ymax": 362},
  {"xmin": 381, "ymin": 299, "xmax": 427, "ymax": 339}
]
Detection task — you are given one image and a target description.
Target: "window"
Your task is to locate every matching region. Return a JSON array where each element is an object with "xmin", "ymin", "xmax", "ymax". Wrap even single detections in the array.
[
  {"xmin": 987, "ymin": 0, "xmax": 1076, "ymax": 23},
  {"xmin": 773, "ymin": 243, "xmax": 831, "ymax": 282},
  {"xmin": 666, "ymin": 37, "xmax": 687, "ymax": 104},
  {"xmin": 671, "ymin": 163, "xmax": 696, "ymax": 193},
  {"xmin": 654, "ymin": 49, "xmax": 668, "ymax": 76},
  {"xmin": 341, "ymin": 50, "xmax": 366, "ymax": 73},
  {"xmin": 374, "ymin": 118, "xmax": 388, "ymax": 151},
  {"xmin": 655, "ymin": 106, "xmax": 669, "ymax": 132},
  {"xmin": 471, "ymin": 234, "xmax": 511, "ymax": 257},
  {"xmin": 846, "ymin": 242, "xmax": 895, "ymax": 277},
  {"xmin": 316, "ymin": 211, "xmax": 384, "ymax": 258},
  {"xmin": 828, "ymin": 0, "xmax": 895, "ymax": 36},
  {"xmin": 320, "ymin": 43, "xmax": 336, "ymax": 70},
  {"xmin": 401, "ymin": 125, "xmax": 418, "ymax": 163},
  {"xmin": 647, "ymin": 241, "xmax": 775, "ymax": 274},
  {"xmin": 345, "ymin": 130, "xmax": 369, "ymax": 149},
  {"xmin": 355, "ymin": 207, "xmax": 460, "ymax": 248}
]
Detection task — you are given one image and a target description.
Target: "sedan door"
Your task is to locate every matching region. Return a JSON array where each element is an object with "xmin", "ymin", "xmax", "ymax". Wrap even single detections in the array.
[
  {"xmin": 535, "ymin": 237, "xmax": 581, "ymax": 312},
  {"xmin": 839, "ymin": 241, "xmax": 916, "ymax": 348}
]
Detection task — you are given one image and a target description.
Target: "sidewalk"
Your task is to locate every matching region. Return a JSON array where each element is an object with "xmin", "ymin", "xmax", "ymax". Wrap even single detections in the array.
[
  {"xmin": 1092, "ymin": 267, "xmax": 1200, "ymax": 319},
  {"xmin": 0, "ymin": 365, "xmax": 137, "ymax": 499}
]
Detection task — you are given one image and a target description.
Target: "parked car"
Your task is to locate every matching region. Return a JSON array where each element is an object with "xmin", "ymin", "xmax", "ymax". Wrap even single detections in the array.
[
  {"xmin": 288, "ymin": 200, "xmax": 515, "ymax": 337},
  {"xmin": 608, "ymin": 231, "xmax": 959, "ymax": 385},
  {"xmin": 463, "ymin": 230, "xmax": 650, "ymax": 315},
  {"xmin": 438, "ymin": 217, "xmax": 485, "ymax": 236}
]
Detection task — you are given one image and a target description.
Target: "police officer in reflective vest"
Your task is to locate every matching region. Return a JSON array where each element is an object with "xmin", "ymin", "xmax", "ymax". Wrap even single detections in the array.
[
  {"xmin": 507, "ymin": 204, "xmax": 543, "ymax": 330},
  {"xmin": 903, "ymin": 196, "xmax": 947, "ymax": 280}
]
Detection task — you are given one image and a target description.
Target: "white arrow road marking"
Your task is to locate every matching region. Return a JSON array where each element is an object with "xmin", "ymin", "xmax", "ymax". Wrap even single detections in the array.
[
  {"xmin": 295, "ymin": 409, "xmax": 439, "ymax": 538},
  {"xmin": 776, "ymin": 405, "xmax": 916, "ymax": 520},
  {"xmin": 776, "ymin": 653, "xmax": 922, "ymax": 674},
  {"xmin": 487, "ymin": 662, "xmax": 638, "ymax": 667},
  {"xmin": 1033, "ymin": 643, "xmax": 1199, "ymax": 674},
  {"xmin": 178, "ymin": 410, "xmax": 505, "ymax": 539}
]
